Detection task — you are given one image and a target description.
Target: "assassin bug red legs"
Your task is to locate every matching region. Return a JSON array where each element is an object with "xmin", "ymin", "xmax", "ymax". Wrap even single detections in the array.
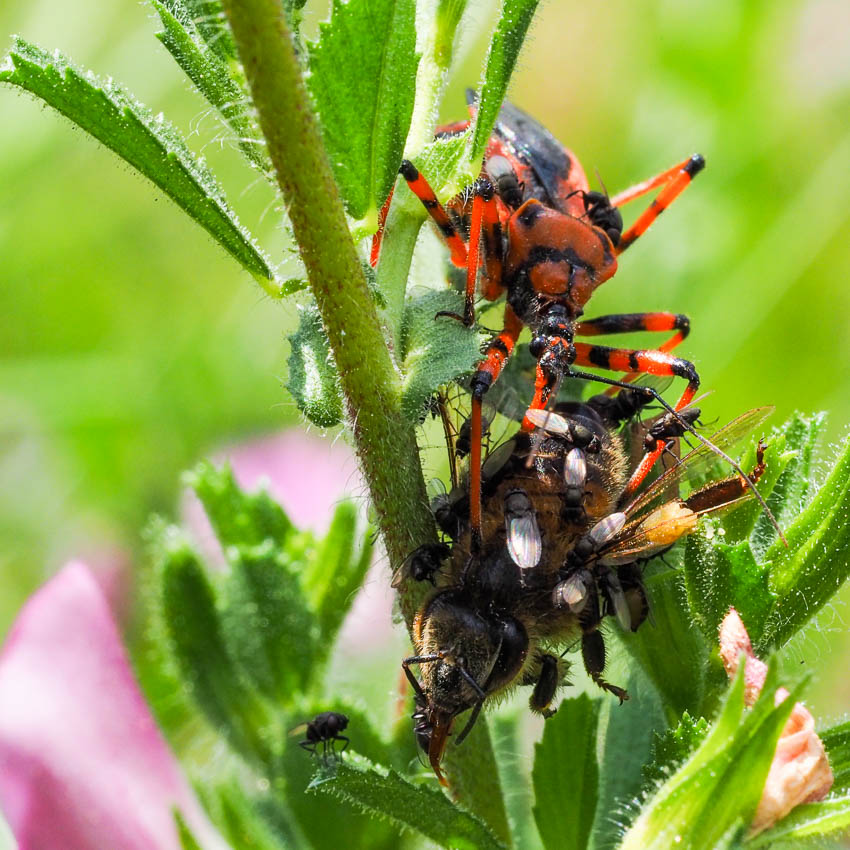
[{"xmin": 392, "ymin": 115, "xmax": 709, "ymax": 542}]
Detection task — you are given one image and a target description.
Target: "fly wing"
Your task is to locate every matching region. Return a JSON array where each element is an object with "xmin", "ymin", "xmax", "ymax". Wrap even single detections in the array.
[
  {"xmin": 621, "ymin": 406, "xmax": 774, "ymax": 521},
  {"xmin": 507, "ymin": 512, "xmax": 543, "ymax": 570}
]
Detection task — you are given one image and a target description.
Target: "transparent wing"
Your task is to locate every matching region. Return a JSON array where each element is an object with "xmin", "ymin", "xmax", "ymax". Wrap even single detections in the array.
[
  {"xmin": 621, "ymin": 406, "xmax": 773, "ymax": 521},
  {"xmin": 601, "ymin": 486, "xmax": 756, "ymax": 566},
  {"xmin": 507, "ymin": 513, "xmax": 543, "ymax": 570}
]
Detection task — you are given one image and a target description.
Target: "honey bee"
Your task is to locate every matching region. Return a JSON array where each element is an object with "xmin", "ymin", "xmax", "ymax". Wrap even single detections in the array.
[{"xmin": 402, "ymin": 400, "xmax": 772, "ymax": 783}]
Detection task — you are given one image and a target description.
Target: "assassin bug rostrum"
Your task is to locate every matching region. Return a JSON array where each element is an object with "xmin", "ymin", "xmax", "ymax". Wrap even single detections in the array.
[
  {"xmin": 372, "ymin": 94, "xmax": 783, "ymax": 547},
  {"xmin": 403, "ymin": 396, "xmax": 772, "ymax": 783}
]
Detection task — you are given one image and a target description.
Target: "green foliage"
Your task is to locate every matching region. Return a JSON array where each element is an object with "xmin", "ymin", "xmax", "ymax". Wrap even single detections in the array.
[
  {"xmin": 6, "ymin": 0, "xmax": 850, "ymax": 846},
  {"xmin": 313, "ymin": 759, "xmax": 506, "ymax": 850},
  {"xmin": 151, "ymin": 0, "xmax": 270, "ymax": 172},
  {"xmin": 399, "ymin": 289, "xmax": 484, "ymax": 421},
  {"xmin": 306, "ymin": 0, "xmax": 419, "ymax": 223},
  {"xmin": 621, "ymin": 665, "xmax": 800, "ymax": 850},
  {"xmin": 748, "ymin": 795, "xmax": 850, "ymax": 846},
  {"xmin": 822, "ymin": 721, "xmax": 850, "ymax": 793},
  {"xmin": 0, "ymin": 38, "xmax": 278, "ymax": 291},
  {"xmin": 532, "ymin": 695, "xmax": 599, "ymax": 850},
  {"xmin": 156, "ymin": 525, "xmax": 275, "ymax": 764},
  {"xmin": 187, "ymin": 460, "xmax": 293, "ymax": 548},
  {"xmin": 468, "ymin": 0, "xmax": 541, "ymax": 163},
  {"xmin": 641, "ymin": 712, "xmax": 710, "ymax": 792},
  {"xmin": 162, "ymin": 0, "xmax": 237, "ymax": 61},
  {"xmin": 287, "ymin": 304, "xmax": 344, "ymax": 428},
  {"xmin": 680, "ymin": 416, "xmax": 850, "ymax": 655}
]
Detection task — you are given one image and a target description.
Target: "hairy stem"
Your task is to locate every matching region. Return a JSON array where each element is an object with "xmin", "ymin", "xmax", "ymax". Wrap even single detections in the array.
[{"xmin": 221, "ymin": 0, "xmax": 435, "ymax": 573}]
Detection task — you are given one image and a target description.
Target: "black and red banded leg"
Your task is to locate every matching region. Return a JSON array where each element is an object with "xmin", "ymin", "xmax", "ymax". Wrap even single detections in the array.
[
  {"xmin": 399, "ymin": 160, "xmax": 468, "ymax": 268},
  {"xmin": 612, "ymin": 154, "xmax": 705, "ymax": 254},
  {"xmin": 467, "ymin": 305, "xmax": 524, "ymax": 548},
  {"xmin": 571, "ymin": 342, "xmax": 700, "ymax": 493},
  {"xmin": 438, "ymin": 178, "xmax": 501, "ymax": 327},
  {"xmin": 575, "ymin": 311, "xmax": 691, "ymax": 395}
]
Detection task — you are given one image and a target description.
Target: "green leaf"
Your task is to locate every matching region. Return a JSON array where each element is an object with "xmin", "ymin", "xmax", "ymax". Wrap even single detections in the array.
[
  {"xmin": 721, "ymin": 436, "xmax": 792, "ymax": 545},
  {"xmin": 592, "ymin": 663, "xmax": 668, "ymax": 848},
  {"xmin": 151, "ymin": 1, "xmax": 270, "ymax": 172},
  {"xmin": 683, "ymin": 536, "xmax": 776, "ymax": 648},
  {"xmin": 441, "ymin": 717, "xmax": 512, "ymax": 846},
  {"xmin": 751, "ymin": 412, "xmax": 828, "ymax": 550},
  {"xmin": 287, "ymin": 304, "xmax": 344, "ymax": 428},
  {"xmin": 302, "ymin": 502, "xmax": 374, "ymax": 652},
  {"xmin": 468, "ymin": 0, "xmax": 542, "ymax": 163},
  {"xmin": 747, "ymin": 794, "xmax": 850, "ymax": 845},
  {"xmin": 221, "ymin": 541, "xmax": 320, "ymax": 701},
  {"xmin": 399, "ymin": 289, "xmax": 484, "ymax": 421},
  {"xmin": 307, "ymin": 0, "xmax": 420, "ymax": 222},
  {"xmin": 155, "ymin": 526, "xmax": 273, "ymax": 764},
  {"xmin": 175, "ymin": 812, "xmax": 204, "ymax": 850},
  {"xmin": 491, "ymin": 713, "xmax": 536, "ymax": 849},
  {"xmin": 281, "ymin": 736, "xmax": 397, "ymax": 850},
  {"xmin": 161, "ymin": 0, "xmax": 237, "ymax": 61},
  {"xmin": 0, "ymin": 38, "xmax": 279, "ymax": 292},
  {"xmin": 641, "ymin": 712, "xmax": 710, "ymax": 793},
  {"xmin": 313, "ymin": 759, "xmax": 506, "ymax": 850},
  {"xmin": 759, "ymin": 434, "xmax": 850, "ymax": 649},
  {"xmin": 532, "ymin": 694, "xmax": 599, "ymax": 850},
  {"xmin": 822, "ymin": 720, "xmax": 850, "ymax": 793},
  {"xmin": 187, "ymin": 460, "xmax": 294, "ymax": 550},
  {"xmin": 620, "ymin": 664, "xmax": 801, "ymax": 850},
  {"xmin": 624, "ymin": 570, "xmax": 711, "ymax": 718},
  {"xmin": 206, "ymin": 781, "xmax": 289, "ymax": 850}
]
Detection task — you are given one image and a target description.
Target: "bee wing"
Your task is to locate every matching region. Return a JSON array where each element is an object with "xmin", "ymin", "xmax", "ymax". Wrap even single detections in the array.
[
  {"xmin": 288, "ymin": 722, "xmax": 309, "ymax": 738},
  {"xmin": 507, "ymin": 512, "xmax": 543, "ymax": 570},
  {"xmin": 622, "ymin": 406, "xmax": 774, "ymax": 521}
]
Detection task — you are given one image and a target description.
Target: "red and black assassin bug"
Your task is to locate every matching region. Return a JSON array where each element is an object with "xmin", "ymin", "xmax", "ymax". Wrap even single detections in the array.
[{"xmin": 372, "ymin": 92, "xmax": 781, "ymax": 547}]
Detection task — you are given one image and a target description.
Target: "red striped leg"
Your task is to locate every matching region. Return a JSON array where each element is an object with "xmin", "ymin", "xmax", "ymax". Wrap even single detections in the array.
[
  {"xmin": 399, "ymin": 160, "xmax": 468, "ymax": 268},
  {"xmin": 571, "ymin": 342, "xmax": 700, "ymax": 493},
  {"xmin": 468, "ymin": 305, "xmax": 524, "ymax": 548},
  {"xmin": 575, "ymin": 312, "xmax": 691, "ymax": 395},
  {"xmin": 613, "ymin": 154, "xmax": 705, "ymax": 254}
]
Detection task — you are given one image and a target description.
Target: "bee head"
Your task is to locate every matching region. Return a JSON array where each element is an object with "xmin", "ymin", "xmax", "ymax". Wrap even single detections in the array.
[{"xmin": 409, "ymin": 591, "xmax": 529, "ymax": 781}]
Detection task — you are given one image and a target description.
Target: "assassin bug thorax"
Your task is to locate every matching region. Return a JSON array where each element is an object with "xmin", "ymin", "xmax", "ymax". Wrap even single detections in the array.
[
  {"xmin": 372, "ymin": 94, "xmax": 783, "ymax": 546},
  {"xmin": 402, "ymin": 397, "xmax": 772, "ymax": 784}
]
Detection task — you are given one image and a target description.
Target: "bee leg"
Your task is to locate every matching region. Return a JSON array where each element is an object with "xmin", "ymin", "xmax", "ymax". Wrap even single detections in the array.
[
  {"xmin": 582, "ymin": 630, "xmax": 629, "ymax": 704},
  {"xmin": 299, "ymin": 740, "xmax": 317, "ymax": 755},
  {"xmin": 528, "ymin": 653, "xmax": 563, "ymax": 718}
]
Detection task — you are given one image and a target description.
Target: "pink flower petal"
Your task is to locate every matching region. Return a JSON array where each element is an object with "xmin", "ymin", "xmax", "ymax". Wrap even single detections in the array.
[
  {"xmin": 218, "ymin": 430, "xmax": 363, "ymax": 533},
  {"xmin": 0, "ymin": 562, "xmax": 229, "ymax": 850},
  {"xmin": 182, "ymin": 429, "xmax": 396, "ymax": 655},
  {"xmin": 718, "ymin": 608, "xmax": 833, "ymax": 835}
]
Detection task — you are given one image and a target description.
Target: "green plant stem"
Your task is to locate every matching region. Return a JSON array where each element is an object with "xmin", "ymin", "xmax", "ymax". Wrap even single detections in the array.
[{"xmin": 220, "ymin": 0, "xmax": 435, "ymax": 576}]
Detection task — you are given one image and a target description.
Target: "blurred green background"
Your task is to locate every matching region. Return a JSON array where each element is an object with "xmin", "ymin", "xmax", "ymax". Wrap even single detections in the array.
[{"xmin": 2, "ymin": 0, "xmax": 849, "ymax": 723}]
